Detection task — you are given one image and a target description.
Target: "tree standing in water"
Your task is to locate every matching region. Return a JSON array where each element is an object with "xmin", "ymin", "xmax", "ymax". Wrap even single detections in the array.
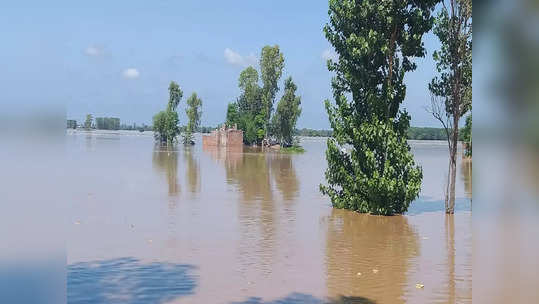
[
  {"xmin": 260, "ymin": 45, "xmax": 285, "ymax": 142},
  {"xmin": 153, "ymin": 81, "xmax": 183, "ymax": 144},
  {"xmin": 428, "ymin": 0, "xmax": 472, "ymax": 214},
  {"xmin": 271, "ymin": 77, "xmax": 301, "ymax": 147},
  {"xmin": 84, "ymin": 114, "xmax": 93, "ymax": 130},
  {"xmin": 183, "ymin": 92, "xmax": 203, "ymax": 145},
  {"xmin": 320, "ymin": 0, "xmax": 438, "ymax": 215}
]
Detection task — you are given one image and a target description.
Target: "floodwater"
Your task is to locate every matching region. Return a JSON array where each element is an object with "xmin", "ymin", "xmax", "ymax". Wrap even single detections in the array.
[{"xmin": 66, "ymin": 131, "xmax": 471, "ymax": 304}]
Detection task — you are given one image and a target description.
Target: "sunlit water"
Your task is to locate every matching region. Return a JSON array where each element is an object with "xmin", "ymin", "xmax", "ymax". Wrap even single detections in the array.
[{"xmin": 66, "ymin": 130, "xmax": 471, "ymax": 304}]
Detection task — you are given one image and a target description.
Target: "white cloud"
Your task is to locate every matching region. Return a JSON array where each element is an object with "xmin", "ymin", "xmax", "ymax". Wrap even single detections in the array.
[
  {"xmin": 224, "ymin": 48, "xmax": 257, "ymax": 67},
  {"xmin": 322, "ymin": 48, "xmax": 339, "ymax": 62},
  {"xmin": 84, "ymin": 46, "xmax": 103, "ymax": 56},
  {"xmin": 122, "ymin": 68, "xmax": 140, "ymax": 79}
]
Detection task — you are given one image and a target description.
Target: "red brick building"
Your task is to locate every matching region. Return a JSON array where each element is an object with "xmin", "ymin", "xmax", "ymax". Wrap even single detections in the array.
[{"xmin": 202, "ymin": 125, "xmax": 243, "ymax": 148}]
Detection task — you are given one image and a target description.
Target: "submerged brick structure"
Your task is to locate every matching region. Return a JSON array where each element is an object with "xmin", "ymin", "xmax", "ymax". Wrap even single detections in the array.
[{"xmin": 202, "ymin": 125, "xmax": 243, "ymax": 148}]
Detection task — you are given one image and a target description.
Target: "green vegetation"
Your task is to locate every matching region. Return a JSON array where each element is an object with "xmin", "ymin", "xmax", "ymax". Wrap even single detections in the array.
[
  {"xmin": 320, "ymin": 0, "xmax": 438, "ymax": 215},
  {"xmin": 461, "ymin": 114, "xmax": 472, "ymax": 157},
  {"xmin": 225, "ymin": 45, "xmax": 301, "ymax": 147},
  {"xmin": 280, "ymin": 145, "xmax": 305, "ymax": 154},
  {"xmin": 153, "ymin": 81, "xmax": 182, "ymax": 144},
  {"xmin": 271, "ymin": 77, "xmax": 302, "ymax": 147},
  {"xmin": 407, "ymin": 127, "xmax": 447, "ymax": 140},
  {"xmin": 226, "ymin": 65, "xmax": 266, "ymax": 145},
  {"xmin": 84, "ymin": 114, "xmax": 93, "ymax": 130},
  {"xmin": 119, "ymin": 123, "xmax": 152, "ymax": 132},
  {"xmin": 183, "ymin": 92, "xmax": 203, "ymax": 145},
  {"xmin": 260, "ymin": 45, "xmax": 285, "ymax": 139},
  {"xmin": 296, "ymin": 128, "xmax": 333, "ymax": 137},
  {"xmin": 95, "ymin": 117, "xmax": 120, "ymax": 130},
  {"xmin": 428, "ymin": 0, "xmax": 472, "ymax": 213}
]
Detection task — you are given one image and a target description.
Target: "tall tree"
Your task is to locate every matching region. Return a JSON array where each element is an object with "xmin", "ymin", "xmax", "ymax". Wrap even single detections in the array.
[
  {"xmin": 428, "ymin": 0, "xmax": 472, "ymax": 214},
  {"xmin": 153, "ymin": 81, "xmax": 183, "ymax": 144},
  {"xmin": 320, "ymin": 0, "xmax": 437, "ymax": 215},
  {"xmin": 84, "ymin": 114, "xmax": 93, "ymax": 130},
  {"xmin": 183, "ymin": 92, "xmax": 203, "ymax": 145},
  {"xmin": 271, "ymin": 77, "xmax": 302, "ymax": 147},
  {"xmin": 260, "ymin": 45, "xmax": 284, "ymax": 139},
  {"xmin": 225, "ymin": 102, "xmax": 240, "ymax": 128},
  {"xmin": 237, "ymin": 66, "xmax": 262, "ymax": 114}
]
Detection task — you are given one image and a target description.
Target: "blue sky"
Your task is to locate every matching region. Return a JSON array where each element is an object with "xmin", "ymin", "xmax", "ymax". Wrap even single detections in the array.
[{"xmin": 1, "ymin": 0, "xmax": 441, "ymax": 129}]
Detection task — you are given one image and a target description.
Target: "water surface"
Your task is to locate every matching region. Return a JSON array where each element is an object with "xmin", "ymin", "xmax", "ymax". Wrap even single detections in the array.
[{"xmin": 66, "ymin": 131, "xmax": 471, "ymax": 303}]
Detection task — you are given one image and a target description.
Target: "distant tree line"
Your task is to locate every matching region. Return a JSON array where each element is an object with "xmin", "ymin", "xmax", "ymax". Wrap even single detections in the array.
[
  {"xmin": 95, "ymin": 117, "xmax": 120, "ymax": 130},
  {"xmin": 294, "ymin": 127, "xmax": 461, "ymax": 140},
  {"xmin": 66, "ymin": 117, "xmax": 460, "ymax": 142}
]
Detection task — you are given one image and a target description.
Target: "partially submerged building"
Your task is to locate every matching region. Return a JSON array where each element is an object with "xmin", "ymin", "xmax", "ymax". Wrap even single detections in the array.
[{"xmin": 202, "ymin": 125, "xmax": 243, "ymax": 148}]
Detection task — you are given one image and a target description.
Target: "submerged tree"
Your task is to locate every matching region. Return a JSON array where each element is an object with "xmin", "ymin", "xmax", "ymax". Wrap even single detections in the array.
[
  {"xmin": 153, "ymin": 81, "xmax": 183, "ymax": 144},
  {"xmin": 320, "ymin": 0, "xmax": 437, "ymax": 215},
  {"xmin": 84, "ymin": 114, "xmax": 93, "ymax": 130},
  {"xmin": 225, "ymin": 102, "xmax": 240, "ymax": 128},
  {"xmin": 183, "ymin": 92, "xmax": 202, "ymax": 145},
  {"xmin": 462, "ymin": 113, "xmax": 472, "ymax": 157},
  {"xmin": 271, "ymin": 77, "xmax": 301, "ymax": 147},
  {"xmin": 428, "ymin": 0, "xmax": 472, "ymax": 214},
  {"xmin": 260, "ymin": 45, "xmax": 285, "ymax": 140},
  {"xmin": 224, "ymin": 45, "xmax": 300, "ymax": 147}
]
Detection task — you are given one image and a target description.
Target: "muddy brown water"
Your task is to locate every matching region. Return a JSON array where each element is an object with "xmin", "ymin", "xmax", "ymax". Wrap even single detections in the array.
[{"xmin": 66, "ymin": 131, "xmax": 471, "ymax": 304}]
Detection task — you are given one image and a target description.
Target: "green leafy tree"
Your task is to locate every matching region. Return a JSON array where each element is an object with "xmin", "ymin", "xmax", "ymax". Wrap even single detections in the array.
[
  {"xmin": 271, "ymin": 77, "xmax": 302, "ymax": 146},
  {"xmin": 183, "ymin": 92, "xmax": 203, "ymax": 145},
  {"xmin": 320, "ymin": 0, "xmax": 437, "ymax": 215},
  {"xmin": 461, "ymin": 114, "xmax": 472, "ymax": 157},
  {"xmin": 84, "ymin": 114, "xmax": 93, "ymax": 130},
  {"xmin": 153, "ymin": 81, "xmax": 183, "ymax": 144},
  {"xmin": 260, "ymin": 45, "xmax": 285, "ymax": 139},
  {"xmin": 237, "ymin": 66, "xmax": 263, "ymax": 114},
  {"xmin": 428, "ymin": 0, "xmax": 472, "ymax": 213},
  {"xmin": 225, "ymin": 102, "xmax": 240, "ymax": 128}
]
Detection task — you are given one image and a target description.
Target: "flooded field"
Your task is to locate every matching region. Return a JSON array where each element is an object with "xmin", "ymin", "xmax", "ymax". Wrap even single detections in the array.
[{"xmin": 66, "ymin": 131, "xmax": 471, "ymax": 303}]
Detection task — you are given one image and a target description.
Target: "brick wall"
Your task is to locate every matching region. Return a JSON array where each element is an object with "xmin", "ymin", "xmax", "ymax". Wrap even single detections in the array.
[
  {"xmin": 202, "ymin": 128, "xmax": 243, "ymax": 148},
  {"xmin": 226, "ymin": 130, "xmax": 243, "ymax": 147}
]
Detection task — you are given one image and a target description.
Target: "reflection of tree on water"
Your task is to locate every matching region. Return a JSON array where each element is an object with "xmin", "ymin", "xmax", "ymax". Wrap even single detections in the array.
[
  {"xmin": 203, "ymin": 146, "xmax": 300, "ymax": 278},
  {"xmin": 460, "ymin": 158, "xmax": 472, "ymax": 199},
  {"xmin": 225, "ymin": 151, "xmax": 275, "ymax": 277},
  {"xmin": 325, "ymin": 209, "xmax": 419, "ymax": 303},
  {"xmin": 152, "ymin": 144, "xmax": 180, "ymax": 196},
  {"xmin": 445, "ymin": 214, "xmax": 456, "ymax": 304},
  {"xmin": 269, "ymin": 154, "xmax": 300, "ymax": 201},
  {"xmin": 183, "ymin": 147, "xmax": 200, "ymax": 194}
]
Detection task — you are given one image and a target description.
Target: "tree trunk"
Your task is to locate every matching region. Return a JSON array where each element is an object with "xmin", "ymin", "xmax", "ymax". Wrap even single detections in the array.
[{"xmin": 446, "ymin": 116, "xmax": 459, "ymax": 214}]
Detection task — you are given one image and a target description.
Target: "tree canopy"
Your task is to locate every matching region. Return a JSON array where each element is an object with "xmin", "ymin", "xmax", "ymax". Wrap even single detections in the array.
[
  {"xmin": 271, "ymin": 77, "xmax": 302, "ymax": 147},
  {"xmin": 183, "ymin": 92, "xmax": 203, "ymax": 145},
  {"xmin": 320, "ymin": 0, "xmax": 438, "ymax": 215},
  {"xmin": 225, "ymin": 45, "xmax": 298, "ymax": 147},
  {"xmin": 153, "ymin": 81, "xmax": 183, "ymax": 144}
]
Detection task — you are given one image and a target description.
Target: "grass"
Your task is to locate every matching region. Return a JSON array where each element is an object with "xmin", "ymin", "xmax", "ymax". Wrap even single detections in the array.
[{"xmin": 280, "ymin": 145, "xmax": 305, "ymax": 154}]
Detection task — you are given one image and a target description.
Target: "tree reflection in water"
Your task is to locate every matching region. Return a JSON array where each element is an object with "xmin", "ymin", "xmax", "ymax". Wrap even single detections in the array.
[
  {"xmin": 152, "ymin": 144, "xmax": 180, "ymax": 196},
  {"xmin": 184, "ymin": 146, "xmax": 200, "ymax": 195},
  {"xmin": 203, "ymin": 145, "xmax": 301, "ymax": 280},
  {"xmin": 325, "ymin": 209, "xmax": 419, "ymax": 304}
]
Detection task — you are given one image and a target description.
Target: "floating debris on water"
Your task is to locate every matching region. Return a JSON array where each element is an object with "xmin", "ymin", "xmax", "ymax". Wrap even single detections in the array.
[
  {"xmin": 416, "ymin": 283, "xmax": 425, "ymax": 289},
  {"xmin": 372, "ymin": 269, "xmax": 379, "ymax": 274}
]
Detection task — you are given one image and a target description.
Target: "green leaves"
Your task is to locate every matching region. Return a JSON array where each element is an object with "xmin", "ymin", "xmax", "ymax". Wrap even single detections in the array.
[
  {"xmin": 272, "ymin": 77, "xmax": 302, "ymax": 147},
  {"xmin": 154, "ymin": 81, "xmax": 183, "ymax": 144},
  {"xmin": 183, "ymin": 92, "xmax": 202, "ymax": 145},
  {"xmin": 320, "ymin": 0, "xmax": 435, "ymax": 215}
]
